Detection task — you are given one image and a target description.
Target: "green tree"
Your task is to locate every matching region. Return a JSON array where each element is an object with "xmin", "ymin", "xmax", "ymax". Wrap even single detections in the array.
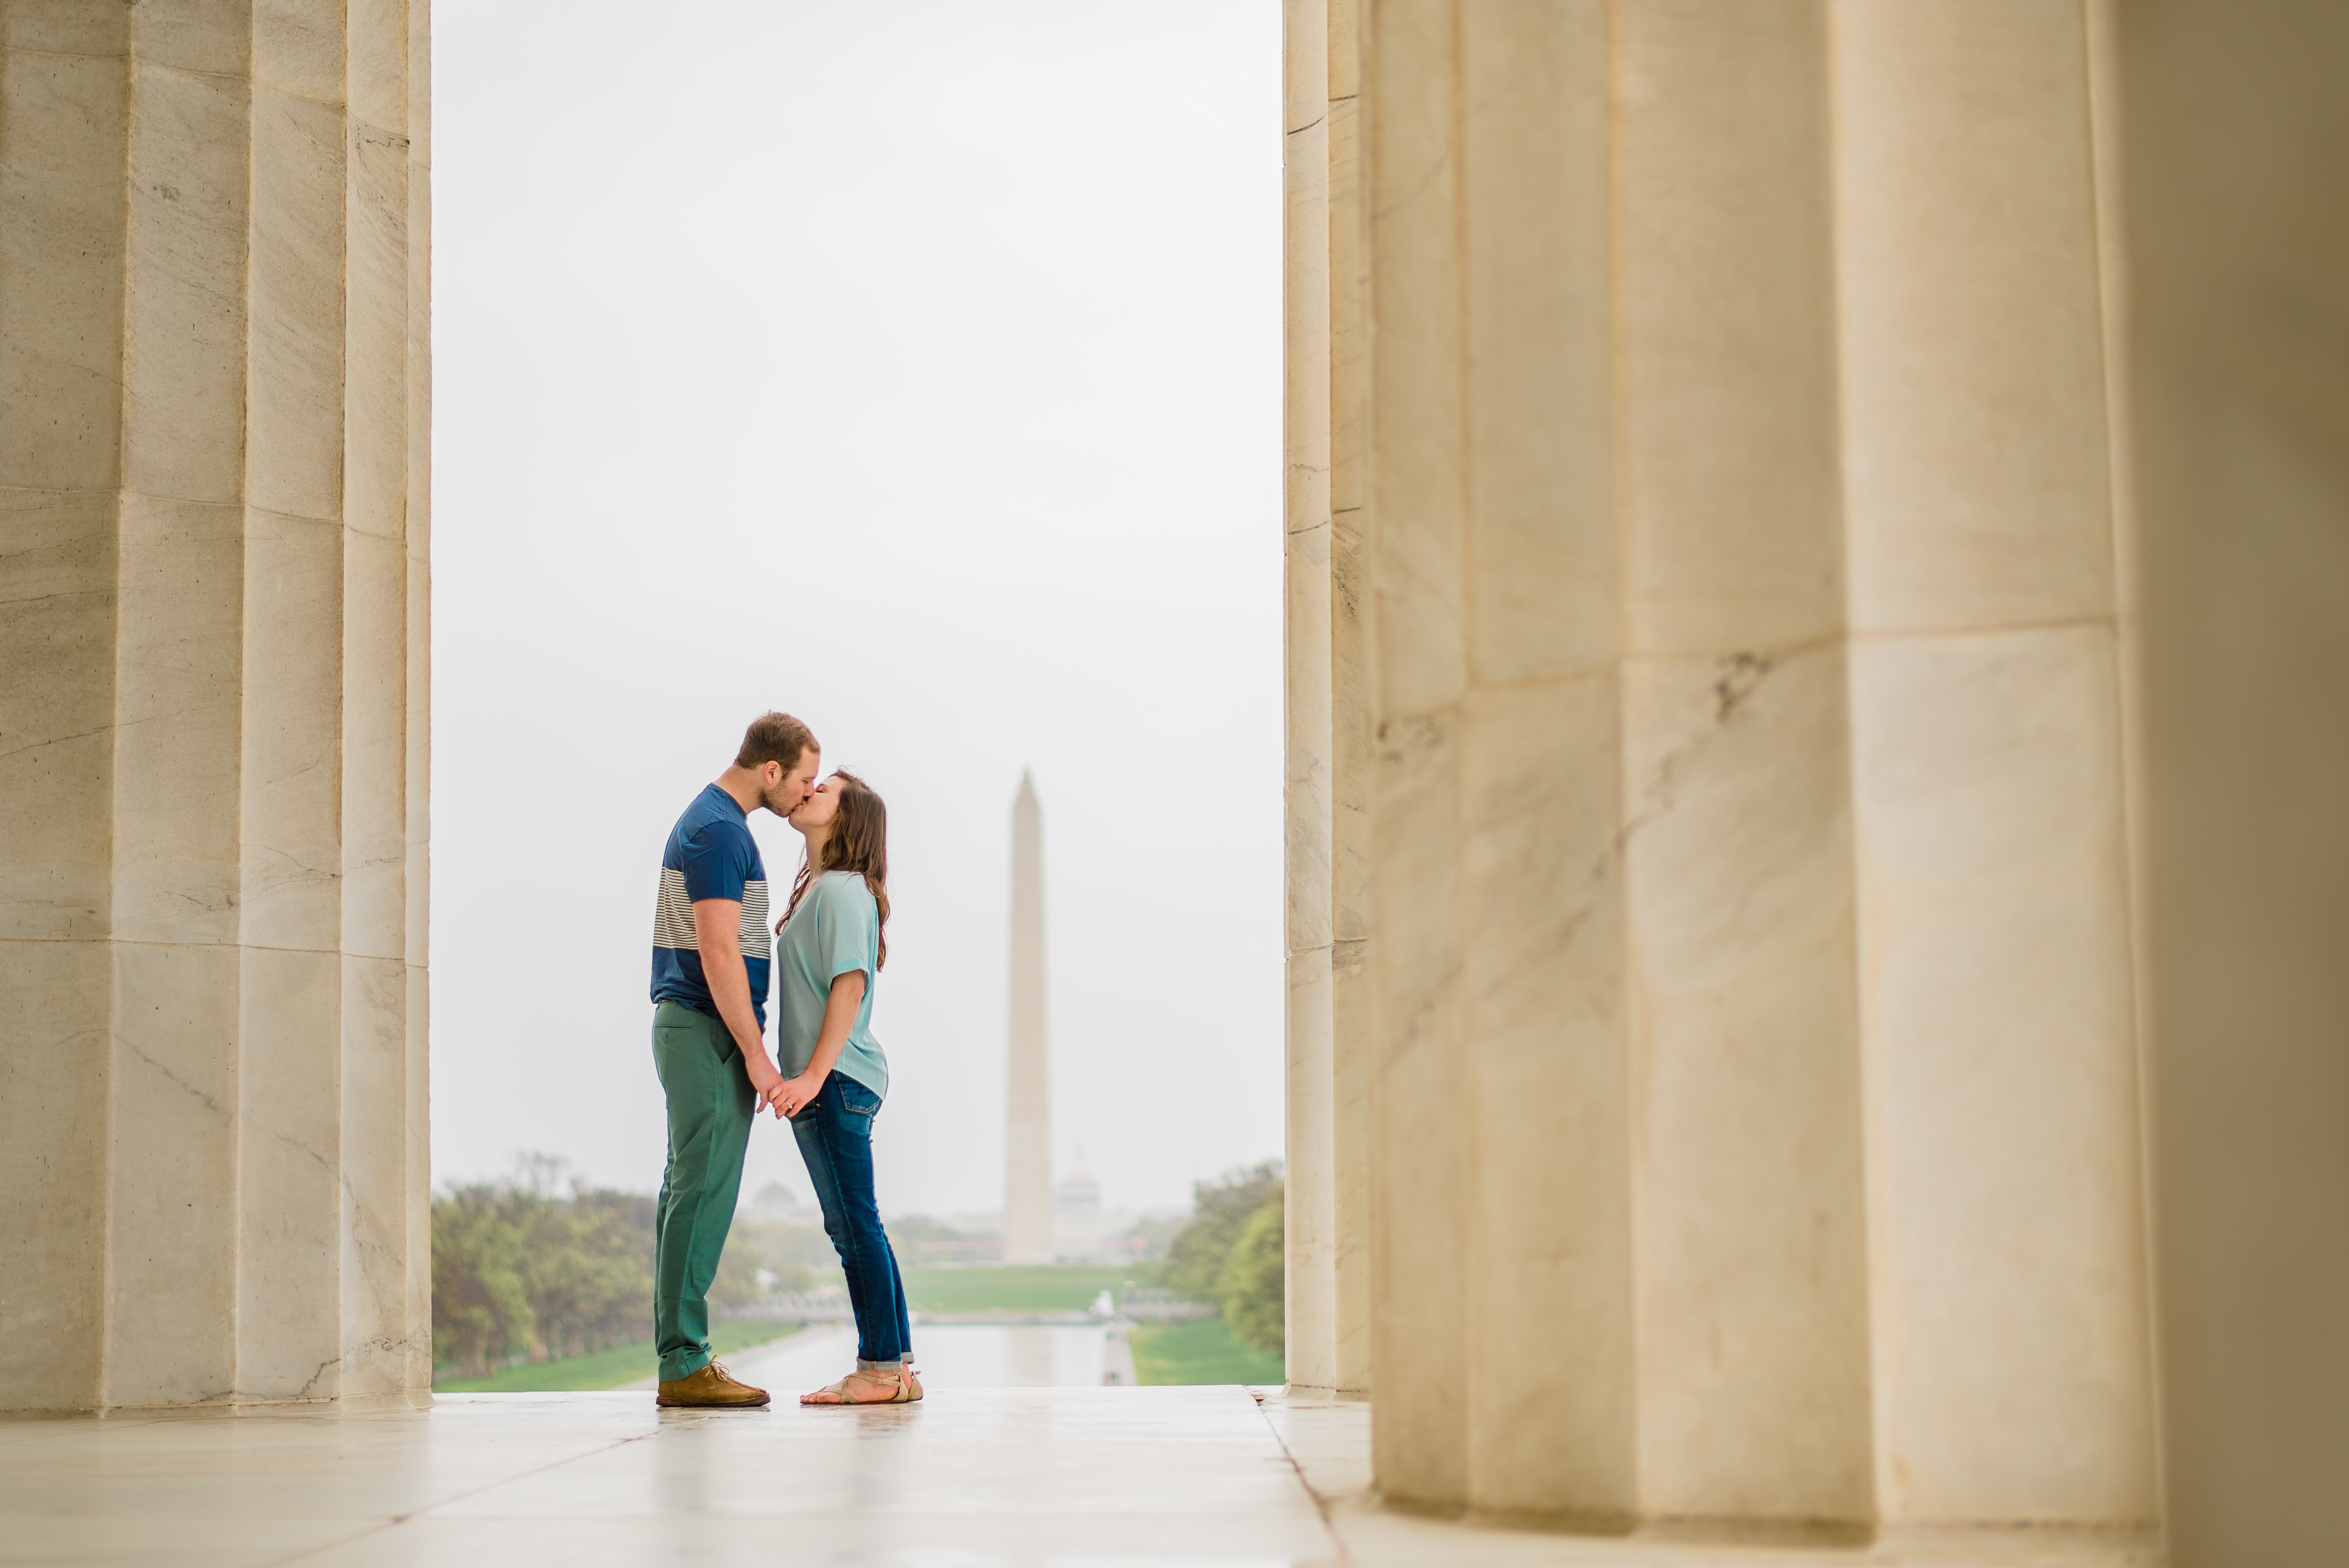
[
  {"xmin": 1219, "ymin": 1197, "xmax": 1285, "ymax": 1356},
  {"xmin": 432, "ymin": 1155, "xmax": 663, "ymax": 1374},
  {"xmin": 1165, "ymin": 1161, "xmax": 1283, "ymax": 1303},
  {"xmin": 432, "ymin": 1155, "xmax": 851, "ymax": 1376},
  {"xmin": 517, "ymin": 1188, "xmax": 654, "ymax": 1358},
  {"xmin": 431, "ymin": 1185, "xmax": 534, "ymax": 1377}
]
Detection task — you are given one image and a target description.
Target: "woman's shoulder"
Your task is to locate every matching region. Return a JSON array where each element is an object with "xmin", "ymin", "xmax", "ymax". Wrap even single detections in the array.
[{"xmin": 814, "ymin": 869, "xmax": 876, "ymax": 908}]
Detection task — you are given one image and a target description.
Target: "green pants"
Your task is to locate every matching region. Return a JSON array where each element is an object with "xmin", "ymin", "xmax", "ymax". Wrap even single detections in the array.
[{"xmin": 652, "ymin": 1001, "xmax": 757, "ymax": 1382}]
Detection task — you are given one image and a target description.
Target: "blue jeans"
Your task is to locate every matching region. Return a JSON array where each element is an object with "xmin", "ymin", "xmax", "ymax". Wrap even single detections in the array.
[{"xmin": 790, "ymin": 1070, "xmax": 912, "ymax": 1366}]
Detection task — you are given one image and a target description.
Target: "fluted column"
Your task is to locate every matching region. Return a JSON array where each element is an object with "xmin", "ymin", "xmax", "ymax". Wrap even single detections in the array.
[
  {"xmin": 1831, "ymin": 0, "xmax": 2155, "ymax": 1526},
  {"xmin": 1315, "ymin": 0, "xmax": 2157, "ymax": 1539},
  {"xmin": 0, "ymin": 0, "xmax": 430, "ymax": 1410},
  {"xmin": 1282, "ymin": 0, "xmax": 1338, "ymax": 1395},
  {"xmin": 1617, "ymin": 0, "xmax": 1872, "ymax": 1525},
  {"xmin": 1358, "ymin": 0, "xmax": 1641, "ymax": 1520},
  {"xmin": 1323, "ymin": 0, "xmax": 1375, "ymax": 1405},
  {"xmin": 1285, "ymin": 0, "xmax": 1373, "ymax": 1400}
]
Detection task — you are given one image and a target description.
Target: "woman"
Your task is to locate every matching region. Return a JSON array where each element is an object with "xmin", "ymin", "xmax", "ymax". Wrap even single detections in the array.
[{"xmin": 768, "ymin": 769, "xmax": 920, "ymax": 1405}]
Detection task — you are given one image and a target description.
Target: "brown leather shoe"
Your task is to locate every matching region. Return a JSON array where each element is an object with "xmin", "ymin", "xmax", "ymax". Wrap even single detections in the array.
[{"xmin": 657, "ymin": 1360, "xmax": 771, "ymax": 1408}]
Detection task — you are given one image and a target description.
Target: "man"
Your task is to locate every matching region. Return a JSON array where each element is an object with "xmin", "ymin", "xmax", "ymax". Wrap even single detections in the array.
[{"xmin": 647, "ymin": 711, "xmax": 819, "ymax": 1408}]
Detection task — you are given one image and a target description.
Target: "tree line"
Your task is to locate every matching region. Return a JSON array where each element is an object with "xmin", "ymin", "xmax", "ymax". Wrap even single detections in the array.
[
  {"xmin": 433, "ymin": 1155, "xmax": 1286, "ymax": 1376},
  {"xmin": 431, "ymin": 1157, "xmax": 828, "ymax": 1378},
  {"xmin": 1163, "ymin": 1160, "xmax": 1285, "ymax": 1356}
]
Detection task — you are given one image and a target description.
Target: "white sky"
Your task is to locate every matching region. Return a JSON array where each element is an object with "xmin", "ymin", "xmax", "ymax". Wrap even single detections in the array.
[{"xmin": 429, "ymin": 0, "xmax": 1286, "ymax": 1218}]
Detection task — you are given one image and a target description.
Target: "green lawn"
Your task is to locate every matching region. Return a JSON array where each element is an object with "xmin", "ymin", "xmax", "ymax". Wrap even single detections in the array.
[
  {"xmin": 900, "ymin": 1264, "xmax": 1160, "ymax": 1313},
  {"xmin": 434, "ymin": 1320, "xmax": 804, "ymax": 1392},
  {"xmin": 1131, "ymin": 1316, "xmax": 1285, "ymax": 1386}
]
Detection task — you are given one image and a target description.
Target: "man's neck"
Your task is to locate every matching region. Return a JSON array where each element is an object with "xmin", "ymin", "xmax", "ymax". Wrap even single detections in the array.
[{"xmin": 714, "ymin": 769, "xmax": 763, "ymax": 815}]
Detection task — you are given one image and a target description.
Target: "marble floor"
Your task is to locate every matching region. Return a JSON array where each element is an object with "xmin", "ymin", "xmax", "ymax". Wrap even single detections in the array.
[{"xmin": 0, "ymin": 1388, "xmax": 2161, "ymax": 1568}]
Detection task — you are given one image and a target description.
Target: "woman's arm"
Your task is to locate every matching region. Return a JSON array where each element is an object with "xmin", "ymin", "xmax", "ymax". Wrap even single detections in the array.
[{"xmin": 773, "ymin": 969, "xmax": 866, "ymax": 1118}]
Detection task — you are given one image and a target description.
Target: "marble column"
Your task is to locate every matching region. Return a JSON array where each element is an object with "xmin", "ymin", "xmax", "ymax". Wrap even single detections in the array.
[
  {"xmin": 1321, "ymin": 0, "xmax": 1374, "ymax": 1407},
  {"xmin": 1002, "ymin": 772, "xmax": 1053, "ymax": 1265},
  {"xmin": 1281, "ymin": 0, "xmax": 1337, "ymax": 1396},
  {"xmin": 1283, "ymin": 0, "xmax": 1372, "ymax": 1400},
  {"xmin": 1831, "ymin": 1, "xmax": 2155, "ymax": 1527},
  {"xmin": 1617, "ymin": 0, "xmax": 1870, "ymax": 1524},
  {"xmin": 1293, "ymin": 0, "xmax": 2159, "ymax": 1540},
  {"xmin": 0, "ymin": 0, "xmax": 431, "ymax": 1410}
]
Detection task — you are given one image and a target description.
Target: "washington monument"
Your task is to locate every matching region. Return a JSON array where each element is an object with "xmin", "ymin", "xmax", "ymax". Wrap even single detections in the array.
[{"xmin": 1003, "ymin": 772, "xmax": 1054, "ymax": 1264}]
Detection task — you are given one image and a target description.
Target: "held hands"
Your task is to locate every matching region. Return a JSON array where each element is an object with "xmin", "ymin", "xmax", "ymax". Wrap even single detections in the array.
[
  {"xmin": 739, "ymin": 1052, "xmax": 813, "ymax": 1121},
  {"xmin": 746, "ymin": 1057, "xmax": 807, "ymax": 1120},
  {"xmin": 768, "ymin": 1071, "xmax": 822, "ymax": 1121},
  {"xmin": 744, "ymin": 1052, "xmax": 787, "ymax": 1114}
]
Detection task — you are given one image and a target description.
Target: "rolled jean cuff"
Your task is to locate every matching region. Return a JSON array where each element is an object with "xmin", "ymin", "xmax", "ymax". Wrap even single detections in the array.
[{"xmin": 857, "ymin": 1357, "xmax": 904, "ymax": 1371}]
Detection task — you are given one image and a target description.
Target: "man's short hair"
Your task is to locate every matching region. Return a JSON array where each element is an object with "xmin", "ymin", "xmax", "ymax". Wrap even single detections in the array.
[{"xmin": 736, "ymin": 711, "xmax": 817, "ymax": 774}]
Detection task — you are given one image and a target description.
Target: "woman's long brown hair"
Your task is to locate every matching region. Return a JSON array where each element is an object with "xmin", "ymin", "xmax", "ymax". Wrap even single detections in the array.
[{"xmin": 783, "ymin": 770, "xmax": 890, "ymax": 967}]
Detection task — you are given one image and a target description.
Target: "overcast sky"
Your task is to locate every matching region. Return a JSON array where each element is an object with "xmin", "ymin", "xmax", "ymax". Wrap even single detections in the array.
[{"xmin": 430, "ymin": 0, "xmax": 1285, "ymax": 1218}]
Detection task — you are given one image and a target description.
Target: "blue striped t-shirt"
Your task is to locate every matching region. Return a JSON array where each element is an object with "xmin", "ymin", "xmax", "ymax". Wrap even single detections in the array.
[{"xmin": 650, "ymin": 784, "xmax": 771, "ymax": 1029}]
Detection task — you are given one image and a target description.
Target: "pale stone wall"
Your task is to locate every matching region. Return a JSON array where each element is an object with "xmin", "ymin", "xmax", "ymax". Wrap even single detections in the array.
[
  {"xmin": 1284, "ymin": 0, "xmax": 2160, "ymax": 1539},
  {"xmin": 0, "ymin": 0, "xmax": 430, "ymax": 1409}
]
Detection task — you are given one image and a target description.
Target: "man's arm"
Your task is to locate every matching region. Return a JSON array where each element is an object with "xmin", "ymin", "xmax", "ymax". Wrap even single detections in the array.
[
  {"xmin": 771, "ymin": 970, "xmax": 866, "ymax": 1118},
  {"xmin": 693, "ymin": 897, "xmax": 785, "ymax": 1104}
]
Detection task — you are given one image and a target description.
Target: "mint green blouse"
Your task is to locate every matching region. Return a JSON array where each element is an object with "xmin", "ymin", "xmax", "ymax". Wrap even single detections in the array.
[{"xmin": 775, "ymin": 869, "xmax": 888, "ymax": 1098}]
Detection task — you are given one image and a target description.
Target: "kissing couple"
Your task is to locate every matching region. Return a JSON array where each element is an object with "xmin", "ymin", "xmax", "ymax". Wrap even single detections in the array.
[{"xmin": 645, "ymin": 712, "xmax": 917, "ymax": 1408}]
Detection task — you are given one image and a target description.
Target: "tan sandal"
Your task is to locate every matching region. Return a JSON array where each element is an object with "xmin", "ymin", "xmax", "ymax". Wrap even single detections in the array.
[{"xmin": 799, "ymin": 1364, "xmax": 922, "ymax": 1405}]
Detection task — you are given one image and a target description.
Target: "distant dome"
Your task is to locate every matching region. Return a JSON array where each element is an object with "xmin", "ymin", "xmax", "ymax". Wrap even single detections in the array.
[{"xmin": 1055, "ymin": 1160, "xmax": 1101, "ymax": 1213}]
